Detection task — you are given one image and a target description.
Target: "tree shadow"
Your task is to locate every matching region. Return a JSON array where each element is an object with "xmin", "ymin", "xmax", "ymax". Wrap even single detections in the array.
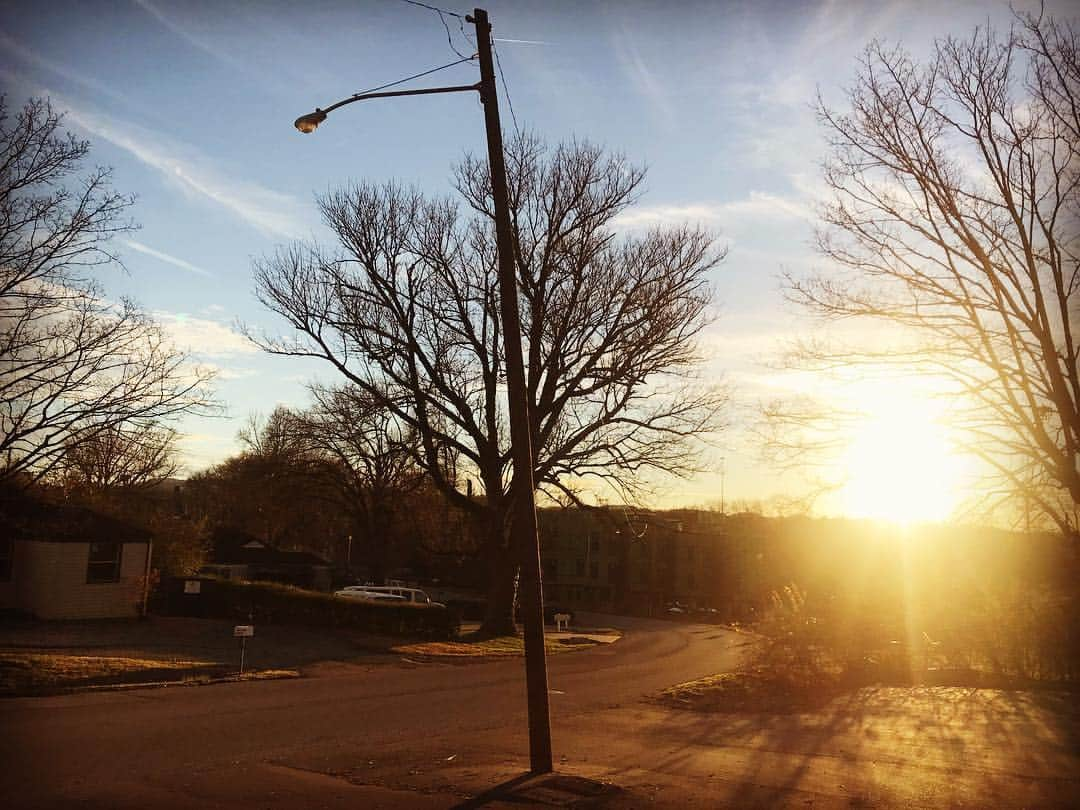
[
  {"xmin": 608, "ymin": 684, "xmax": 1079, "ymax": 807},
  {"xmin": 450, "ymin": 771, "xmax": 620, "ymax": 808}
]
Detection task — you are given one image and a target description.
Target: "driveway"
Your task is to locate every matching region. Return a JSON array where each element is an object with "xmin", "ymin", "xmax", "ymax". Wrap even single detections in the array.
[{"xmin": 2, "ymin": 614, "xmax": 1076, "ymax": 808}]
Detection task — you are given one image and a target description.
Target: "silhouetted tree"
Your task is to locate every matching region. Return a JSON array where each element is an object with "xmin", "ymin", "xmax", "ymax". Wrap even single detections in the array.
[
  {"xmin": 188, "ymin": 407, "xmax": 347, "ymax": 554},
  {"xmin": 300, "ymin": 385, "xmax": 424, "ymax": 582},
  {"xmin": 0, "ymin": 97, "xmax": 213, "ymax": 483},
  {"xmin": 252, "ymin": 135, "xmax": 727, "ymax": 634},
  {"xmin": 60, "ymin": 420, "xmax": 179, "ymax": 492},
  {"xmin": 773, "ymin": 13, "xmax": 1079, "ymax": 538}
]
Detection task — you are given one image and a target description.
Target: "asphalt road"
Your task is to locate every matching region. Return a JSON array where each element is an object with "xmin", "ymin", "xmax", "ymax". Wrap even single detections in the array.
[
  {"xmin": 0, "ymin": 614, "xmax": 745, "ymax": 808},
  {"xmin": 3, "ymin": 615, "xmax": 1078, "ymax": 808}
]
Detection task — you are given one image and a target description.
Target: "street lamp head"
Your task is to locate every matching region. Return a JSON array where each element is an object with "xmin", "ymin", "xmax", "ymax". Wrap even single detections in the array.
[{"xmin": 294, "ymin": 109, "xmax": 327, "ymax": 134}]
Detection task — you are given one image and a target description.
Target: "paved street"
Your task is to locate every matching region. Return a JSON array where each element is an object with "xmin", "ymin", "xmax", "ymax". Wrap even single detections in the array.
[{"xmin": 3, "ymin": 615, "xmax": 1078, "ymax": 808}]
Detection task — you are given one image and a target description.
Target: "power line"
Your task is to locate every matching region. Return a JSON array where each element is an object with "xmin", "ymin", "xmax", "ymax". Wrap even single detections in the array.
[
  {"xmin": 396, "ymin": 0, "xmax": 462, "ymax": 18},
  {"xmin": 492, "ymin": 40, "xmax": 519, "ymax": 136},
  {"xmin": 396, "ymin": 0, "xmax": 472, "ymax": 60},
  {"xmin": 351, "ymin": 54, "xmax": 475, "ymax": 98}
]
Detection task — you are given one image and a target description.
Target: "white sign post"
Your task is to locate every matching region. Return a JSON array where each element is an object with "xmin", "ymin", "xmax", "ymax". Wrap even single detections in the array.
[{"xmin": 233, "ymin": 625, "xmax": 254, "ymax": 673}]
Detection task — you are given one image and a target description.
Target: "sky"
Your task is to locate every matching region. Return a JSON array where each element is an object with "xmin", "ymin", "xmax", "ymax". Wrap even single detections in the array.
[{"xmin": 2, "ymin": 0, "xmax": 1071, "ymax": 516}]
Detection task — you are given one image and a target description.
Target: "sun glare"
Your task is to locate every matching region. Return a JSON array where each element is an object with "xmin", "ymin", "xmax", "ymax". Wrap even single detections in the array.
[{"xmin": 836, "ymin": 394, "xmax": 968, "ymax": 524}]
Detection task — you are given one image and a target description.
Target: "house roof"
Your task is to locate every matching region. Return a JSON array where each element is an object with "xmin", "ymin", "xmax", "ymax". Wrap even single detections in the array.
[
  {"xmin": 0, "ymin": 492, "xmax": 152, "ymax": 544},
  {"xmin": 209, "ymin": 526, "xmax": 329, "ymax": 566}
]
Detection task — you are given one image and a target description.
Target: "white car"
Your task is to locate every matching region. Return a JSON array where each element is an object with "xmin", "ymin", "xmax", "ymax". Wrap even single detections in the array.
[
  {"xmin": 333, "ymin": 587, "xmax": 406, "ymax": 603},
  {"xmin": 335, "ymin": 585, "xmax": 444, "ymax": 607}
]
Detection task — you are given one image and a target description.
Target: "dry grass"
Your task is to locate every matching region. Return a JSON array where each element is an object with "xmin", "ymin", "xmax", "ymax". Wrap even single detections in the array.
[
  {"xmin": 392, "ymin": 631, "xmax": 600, "ymax": 659},
  {"xmin": 0, "ymin": 652, "xmax": 222, "ymax": 695},
  {"xmin": 656, "ymin": 664, "xmax": 844, "ymax": 714}
]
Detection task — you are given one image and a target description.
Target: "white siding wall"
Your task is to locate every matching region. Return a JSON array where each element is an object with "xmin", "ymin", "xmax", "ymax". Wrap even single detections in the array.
[{"xmin": 15, "ymin": 540, "xmax": 149, "ymax": 620}]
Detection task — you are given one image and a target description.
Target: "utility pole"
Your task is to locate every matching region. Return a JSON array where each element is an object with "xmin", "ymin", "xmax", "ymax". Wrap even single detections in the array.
[
  {"xmin": 469, "ymin": 7, "xmax": 553, "ymax": 774},
  {"xmin": 292, "ymin": 5, "xmax": 553, "ymax": 776}
]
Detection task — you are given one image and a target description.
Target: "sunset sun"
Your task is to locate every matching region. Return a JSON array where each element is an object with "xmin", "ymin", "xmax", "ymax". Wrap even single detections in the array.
[{"xmin": 836, "ymin": 395, "xmax": 968, "ymax": 524}]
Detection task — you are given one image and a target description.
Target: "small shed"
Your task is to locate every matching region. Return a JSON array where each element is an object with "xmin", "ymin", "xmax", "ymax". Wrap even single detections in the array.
[{"xmin": 0, "ymin": 495, "xmax": 152, "ymax": 620}]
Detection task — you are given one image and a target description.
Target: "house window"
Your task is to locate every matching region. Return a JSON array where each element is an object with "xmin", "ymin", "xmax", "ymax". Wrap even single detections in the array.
[
  {"xmin": 0, "ymin": 537, "xmax": 11, "ymax": 581},
  {"xmin": 87, "ymin": 542, "xmax": 122, "ymax": 583}
]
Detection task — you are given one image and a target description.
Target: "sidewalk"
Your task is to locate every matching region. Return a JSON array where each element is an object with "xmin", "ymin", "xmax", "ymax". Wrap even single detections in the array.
[{"xmin": 292, "ymin": 685, "xmax": 1080, "ymax": 808}]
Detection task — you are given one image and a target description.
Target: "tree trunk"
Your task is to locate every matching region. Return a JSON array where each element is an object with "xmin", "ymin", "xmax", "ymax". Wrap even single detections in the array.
[{"xmin": 479, "ymin": 508, "xmax": 518, "ymax": 636}]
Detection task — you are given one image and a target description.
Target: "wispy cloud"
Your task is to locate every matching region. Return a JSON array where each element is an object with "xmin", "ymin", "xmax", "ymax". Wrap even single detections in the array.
[
  {"xmin": 614, "ymin": 192, "xmax": 814, "ymax": 231},
  {"xmin": 0, "ymin": 31, "xmax": 128, "ymax": 107},
  {"xmin": 153, "ymin": 311, "xmax": 256, "ymax": 357},
  {"xmin": 56, "ymin": 98, "xmax": 308, "ymax": 240},
  {"xmin": 612, "ymin": 28, "xmax": 676, "ymax": 131},
  {"xmin": 133, "ymin": 0, "xmax": 256, "ymax": 84},
  {"xmin": 198, "ymin": 362, "xmax": 258, "ymax": 381},
  {"xmin": 124, "ymin": 240, "xmax": 213, "ymax": 278}
]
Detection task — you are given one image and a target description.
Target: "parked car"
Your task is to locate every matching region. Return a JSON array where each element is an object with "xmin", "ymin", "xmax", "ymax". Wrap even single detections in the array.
[
  {"xmin": 335, "ymin": 585, "xmax": 444, "ymax": 607},
  {"xmin": 333, "ymin": 587, "xmax": 406, "ymax": 603}
]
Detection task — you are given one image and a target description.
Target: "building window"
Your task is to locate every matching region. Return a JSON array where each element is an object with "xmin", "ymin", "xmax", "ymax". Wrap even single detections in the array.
[
  {"xmin": 589, "ymin": 561, "xmax": 599, "ymax": 580},
  {"xmin": 575, "ymin": 557, "xmax": 585, "ymax": 577},
  {"xmin": 590, "ymin": 537, "xmax": 600, "ymax": 553},
  {"xmin": 87, "ymin": 542, "xmax": 122, "ymax": 583},
  {"xmin": 0, "ymin": 537, "xmax": 11, "ymax": 581}
]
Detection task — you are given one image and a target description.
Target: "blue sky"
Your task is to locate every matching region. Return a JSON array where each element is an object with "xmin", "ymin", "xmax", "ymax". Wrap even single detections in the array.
[{"xmin": 1, "ymin": 0, "xmax": 1069, "ymax": 511}]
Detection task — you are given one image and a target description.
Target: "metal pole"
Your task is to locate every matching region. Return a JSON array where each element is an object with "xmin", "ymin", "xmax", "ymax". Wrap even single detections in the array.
[{"xmin": 470, "ymin": 7, "xmax": 553, "ymax": 774}]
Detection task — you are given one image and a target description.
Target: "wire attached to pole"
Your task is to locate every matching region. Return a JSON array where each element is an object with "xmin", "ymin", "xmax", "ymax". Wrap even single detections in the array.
[
  {"xmin": 396, "ymin": 0, "xmax": 462, "ymax": 18},
  {"xmin": 350, "ymin": 54, "xmax": 476, "ymax": 99},
  {"xmin": 396, "ymin": 0, "xmax": 472, "ymax": 60},
  {"xmin": 492, "ymin": 40, "xmax": 520, "ymax": 137}
]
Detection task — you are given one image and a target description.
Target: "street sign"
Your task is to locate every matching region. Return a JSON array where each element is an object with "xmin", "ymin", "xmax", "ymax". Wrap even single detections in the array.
[{"xmin": 233, "ymin": 625, "xmax": 254, "ymax": 638}]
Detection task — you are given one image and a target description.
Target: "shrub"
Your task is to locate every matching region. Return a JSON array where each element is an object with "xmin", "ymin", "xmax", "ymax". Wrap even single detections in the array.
[{"xmin": 151, "ymin": 577, "xmax": 460, "ymax": 639}]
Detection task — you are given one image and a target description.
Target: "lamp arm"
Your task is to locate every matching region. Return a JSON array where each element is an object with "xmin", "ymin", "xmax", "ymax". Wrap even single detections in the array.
[{"xmin": 321, "ymin": 83, "xmax": 481, "ymax": 114}]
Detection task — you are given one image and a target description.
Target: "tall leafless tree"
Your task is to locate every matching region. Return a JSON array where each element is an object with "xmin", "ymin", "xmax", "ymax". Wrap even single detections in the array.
[
  {"xmin": 252, "ymin": 135, "xmax": 726, "ymax": 634},
  {"xmin": 774, "ymin": 12, "xmax": 1079, "ymax": 539},
  {"xmin": 0, "ymin": 97, "xmax": 213, "ymax": 484},
  {"xmin": 60, "ymin": 420, "xmax": 180, "ymax": 492},
  {"xmin": 299, "ymin": 385, "xmax": 425, "ymax": 582}
]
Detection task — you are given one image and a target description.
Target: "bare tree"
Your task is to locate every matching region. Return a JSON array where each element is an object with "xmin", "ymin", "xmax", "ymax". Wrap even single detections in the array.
[
  {"xmin": 775, "ymin": 12, "xmax": 1079, "ymax": 538},
  {"xmin": 0, "ymin": 97, "xmax": 213, "ymax": 483},
  {"xmin": 252, "ymin": 135, "xmax": 726, "ymax": 634},
  {"xmin": 60, "ymin": 420, "xmax": 179, "ymax": 492},
  {"xmin": 189, "ymin": 407, "xmax": 347, "ymax": 552},
  {"xmin": 300, "ymin": 385, "xmax": 424, "ymax": 582}
]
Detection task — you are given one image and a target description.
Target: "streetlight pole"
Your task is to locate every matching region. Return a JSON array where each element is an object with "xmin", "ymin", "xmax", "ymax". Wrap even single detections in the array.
[
  {"xmin": 292, "ymin": 6, "xmax": 552, "ymax": 775},
  {"xmin": 468, "ymin": 7, "xmax": 553, "ymax": 775}
]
